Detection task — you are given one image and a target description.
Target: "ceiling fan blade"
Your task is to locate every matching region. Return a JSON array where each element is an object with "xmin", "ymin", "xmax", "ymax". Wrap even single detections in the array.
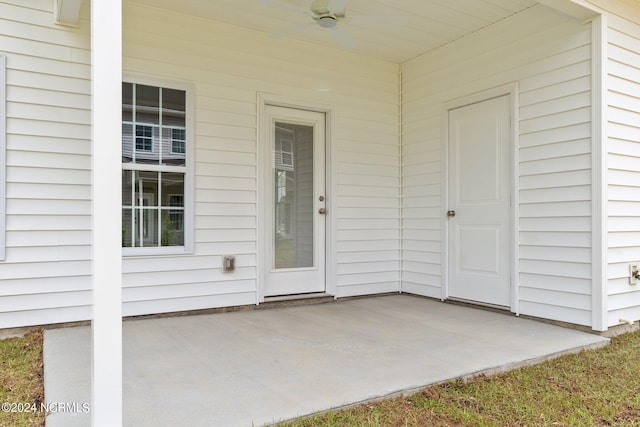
[
  {"xmin": 260, "ymin": 0, "xmax": 308, "ymax": 15},
  {"xmin": 271, "ymin": 21, "xmax": 316, "ymax": 39},
  {"xmin": 327, "ymin": 0, "xmax": 348, "ymax": 12},
  {"xmin": 349, "ymin": 15, "xmax": 409, "ymax": 26},
  {"xmin": 330, "ymin": 25, "xmax": 356, "ymax": 49}
]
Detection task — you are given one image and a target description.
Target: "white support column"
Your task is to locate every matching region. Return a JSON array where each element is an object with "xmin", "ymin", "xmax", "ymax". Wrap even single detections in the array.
[
  {"xmin": 591, "ymin": 14, "xmax": 608, "ymax": 332},
  {"xmin": 91, "ymin": 1, "xmax": 123, "ymax": 426}
]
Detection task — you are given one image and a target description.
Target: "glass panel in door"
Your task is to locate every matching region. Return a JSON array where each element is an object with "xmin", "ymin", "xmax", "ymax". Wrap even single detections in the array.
[{"xmin": 273, "ymin": 121, "xmax": 314, "ymax": 270}]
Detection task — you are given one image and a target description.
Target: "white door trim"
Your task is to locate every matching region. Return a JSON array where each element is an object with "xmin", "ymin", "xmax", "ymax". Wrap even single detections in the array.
[
  {"xmin": 440, "ymin": 83, "xmax": 520, "ymax": 313},
  {"xmin": 256, "ymin": 93, "xmax": 338, "ymax": 303}
]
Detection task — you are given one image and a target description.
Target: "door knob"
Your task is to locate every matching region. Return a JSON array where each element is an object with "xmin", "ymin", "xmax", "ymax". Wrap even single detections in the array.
[
  {"xmin": 447, "ymin": 210, "xmax": 456, "ymax": 218},
  {"xmin": 318, "ymin": 208, "xmax": 327, "ymax": 214}
]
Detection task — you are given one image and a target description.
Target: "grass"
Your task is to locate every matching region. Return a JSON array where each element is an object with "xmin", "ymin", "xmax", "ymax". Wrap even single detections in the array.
[
  {"xmin": 284, "ymin": 330, "xmax": 640, "ymax": 427},
  {"xmin": 0, "ymin": 329, "xmax": 44, "ymax": 427},
  {"xmin": 1, "ymin": 328, "xmax": 639, "ymax": 427}
]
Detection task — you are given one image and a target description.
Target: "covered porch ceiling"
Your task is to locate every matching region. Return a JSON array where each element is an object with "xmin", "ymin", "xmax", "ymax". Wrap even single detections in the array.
[{"xmin": 130, "ymin": 0, "xmax": 546, "ymax": 64}]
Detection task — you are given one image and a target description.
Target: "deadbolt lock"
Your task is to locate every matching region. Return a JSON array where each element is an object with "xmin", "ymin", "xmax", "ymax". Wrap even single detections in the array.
[
  {"xmin": 319, "ymin": 196, "xmax": 325, "ymax": 201},
  {"xmin": 447, "ymin": 210, "xmax": 456, "ymax": 218}
]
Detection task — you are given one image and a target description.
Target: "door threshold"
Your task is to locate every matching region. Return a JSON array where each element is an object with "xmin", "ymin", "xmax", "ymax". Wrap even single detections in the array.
[
  {"xmin": 263, "ymin": 292, "xmax": 333, "ymax": 303},
  {"xmin": 446, "ymin": 297, "xmax": 511, "ymax": 313}
]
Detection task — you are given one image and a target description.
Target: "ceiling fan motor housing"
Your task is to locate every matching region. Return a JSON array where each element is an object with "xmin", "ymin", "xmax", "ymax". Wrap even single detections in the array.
[{"xmin": 317, "ymin": 16, "xmax": 337, "ymax": 28}]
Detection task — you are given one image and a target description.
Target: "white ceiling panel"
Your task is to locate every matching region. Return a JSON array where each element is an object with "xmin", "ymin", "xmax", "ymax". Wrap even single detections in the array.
[{"xmin": 130, "ymin": 0, "xmax": 539, "ymax": 63}]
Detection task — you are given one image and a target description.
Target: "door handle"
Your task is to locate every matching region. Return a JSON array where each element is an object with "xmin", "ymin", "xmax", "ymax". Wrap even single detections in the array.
[
  {"xmin": 318, "ymin": 208, "xmax": 327, "ymax": 214},
  {"xmin": 447, "ymin": 210, "xmax": 456, "ymax": 218}
]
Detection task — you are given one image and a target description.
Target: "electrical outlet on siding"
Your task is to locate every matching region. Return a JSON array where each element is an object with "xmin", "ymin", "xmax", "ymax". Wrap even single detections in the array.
[
  {"xmin": 629, "ymin": 264, "xmax": 639, "ymax": 285},
  {"xmin": 223, "ymin": 255, "xmax": 236, "ymax": 272}
]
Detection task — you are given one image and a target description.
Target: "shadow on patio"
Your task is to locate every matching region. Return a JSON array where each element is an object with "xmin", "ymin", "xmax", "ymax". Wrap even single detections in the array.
[{"xmin": 43, "ymin": 294, "xmax": 608, "ymax": 426}]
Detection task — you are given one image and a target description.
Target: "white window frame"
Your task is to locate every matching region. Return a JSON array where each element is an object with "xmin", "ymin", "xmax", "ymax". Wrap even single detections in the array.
[
  {"xmin": 0, "ymin": 55, "xmax": 5, "ymax": 261},
  {"xmin": 135, "ymin": 124, "xmax": 155, "ymax": 153},
  {"xmin": 279, "ymin": 138, "xmax": 294, "ymax": 167},
  {"xmin": 167, "ymin": 193, "xmax": 184, "ymax": 232},
  {"xmin": 170, "ymin": 128, "xmax": 186, "ymax": 154},
  {"xmin": 122, "ymin": 74, "xmax": 194, "ymax": 256}
]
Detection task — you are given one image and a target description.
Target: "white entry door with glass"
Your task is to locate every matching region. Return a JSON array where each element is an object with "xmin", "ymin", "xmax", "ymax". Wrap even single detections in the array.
[{"xmin": 263, "ymin": 105, "xmax": 326, "ymax": 297}]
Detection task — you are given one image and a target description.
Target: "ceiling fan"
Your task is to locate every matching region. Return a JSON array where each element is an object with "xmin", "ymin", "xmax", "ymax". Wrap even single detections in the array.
[{"xmin": 262, "ymin": 0, "xmax": 408, "ymax": 50}]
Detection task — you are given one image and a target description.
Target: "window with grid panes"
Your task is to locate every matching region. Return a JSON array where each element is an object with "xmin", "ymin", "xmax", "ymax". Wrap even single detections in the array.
[{"xmin": 121, "ymin": 82, "xmax": 187, "ymax": 249}]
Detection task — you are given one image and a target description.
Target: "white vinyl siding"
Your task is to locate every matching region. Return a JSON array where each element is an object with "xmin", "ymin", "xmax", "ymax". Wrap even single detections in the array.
[
  {"xmin": 5, "ymin": 0, "xmax": 639, "ymax": 332},
  {"xmin": 0, "ymin": 0, "xmax": 399, "ymax": 328},
  {"xmin": 0, "ymin": 0, "xmax": 92, "ymax": 328},
  {"xmin": 121, "ymin": 1, "xmax": 400, "ymax": 315},
  {"xmin": 402, "ymin": 5, "xmax": 594, "ymax": 326},
  {"xmin": 0, "ymin": 54, "xmax": 6, "ymax": 261},
  {"xmin": 602, "ymin": 8, "xmax": 640, "ymax": 326}
]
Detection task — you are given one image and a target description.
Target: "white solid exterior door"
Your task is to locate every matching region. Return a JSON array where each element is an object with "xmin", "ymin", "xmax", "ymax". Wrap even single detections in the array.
[
  {"xmin": 263, "ymin": 106, "xmax": 326, "ymax": 297},
  {"xmin": 448, "ymin": 95, "xmax": 511, "ymax": 307}
]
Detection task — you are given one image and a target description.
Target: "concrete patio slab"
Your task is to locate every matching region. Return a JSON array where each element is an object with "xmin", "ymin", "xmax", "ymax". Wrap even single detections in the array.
[{"xmin": 44, "ymin": 295, "xmax": 609, "ymax": 426}]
